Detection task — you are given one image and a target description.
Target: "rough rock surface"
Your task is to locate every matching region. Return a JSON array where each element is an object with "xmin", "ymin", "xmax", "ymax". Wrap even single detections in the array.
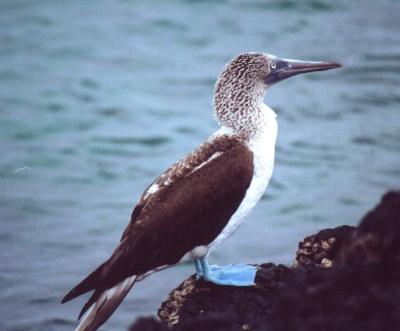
[
  {"xmin": 268, "ymin": 191, "xmax": 400, "ymax": 331},
  {"xmin": 158, "ymin": 263, "xmax": 293, "ymax": 330},
  {"xmin": 129, "ymin": 191, "xmax": 400, "ymax": 331},
  {"xmin": 294, "ymin": 225, "xmax": 356, "ymax": 269}
]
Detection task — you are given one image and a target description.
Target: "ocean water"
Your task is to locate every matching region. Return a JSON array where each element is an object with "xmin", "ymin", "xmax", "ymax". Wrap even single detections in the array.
[{"xmin": 1, "ymin": 0, "xmax": 399, "ymax": 330}]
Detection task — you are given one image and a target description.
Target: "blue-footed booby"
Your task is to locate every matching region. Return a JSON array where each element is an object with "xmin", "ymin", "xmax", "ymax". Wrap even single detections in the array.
[{"xmin": 62, "ymin": 52, "xmax": 341, "ymax": 331}]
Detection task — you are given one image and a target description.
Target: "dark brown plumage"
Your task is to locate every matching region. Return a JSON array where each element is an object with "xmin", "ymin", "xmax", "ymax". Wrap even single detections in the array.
[{"xmin": 62, "ymin": 134, "xmax": 253, "ymax": 321}]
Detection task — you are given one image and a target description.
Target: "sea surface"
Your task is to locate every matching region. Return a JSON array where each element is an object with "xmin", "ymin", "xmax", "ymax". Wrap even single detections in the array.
[{"xmin": 1, "ymin": 0, "xmax": 399, "ymax": 330}]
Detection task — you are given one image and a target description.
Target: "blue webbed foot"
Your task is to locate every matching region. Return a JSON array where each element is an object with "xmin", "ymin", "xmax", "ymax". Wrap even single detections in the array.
[
  {"xmin": 204, "ymin": 264, "xmax": 257, "ymax": 286},
  {"xmin": 195, "ymin": 257, "xmax": 257, "ymax": 286}
]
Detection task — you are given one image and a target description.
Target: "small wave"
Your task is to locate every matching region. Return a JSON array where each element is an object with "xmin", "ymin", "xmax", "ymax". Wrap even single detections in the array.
[
  {"xmin": 179, "ymin": 36, "xmax": 212, "ymax": 47},
  {"xmin": 291, "ymin": 140, "xmax": 332, "ymax": 151},
  {"xmin": 43, "ymin": 318, "xmax": 76, "ymax": 327},
  {"xmin": 278, "ymin": 157, "xmax": 318, "ymax": 168},
  {"xmin": 346, "ymin": 92, "xmax": 400, "ymax": 107},
  {"xmin": 0, "ymin": 69, "xmax": 22, "ymax": 81},
  {"xmin": 239, "ymin": 0, "xmax": 334, "ymax": 12},
  {"xmin": 269, "ymin": 178, "xmax": 286, "ymax": 190},
  {"xmin": 80, "ymin": 78, "xmax": 100, "ymax": 90},
  {"xmin": 93, "ymin": 135, "xmax": 170, "ymax": 146},
  {"xmin": 55, "ymin": 175, "xmax": 93, "ymax": 185},
  {"xmin": 29, "ymin": 297, "xmax": 54, "ymax": 305},
  {"xmin": 13, "ymin": 131, "xmax": 36, "ymax": 141},
  {"xmin": 352, "ymin": 136, "xmax": 376, "ymax": 146},
  {"xmin": 164, "ymin": 77, "xmax": 215, "ymax": 87},
  {"xmin": 279, "ymin": 203, "xmax": 309, "ymax": 215},
  {"xmin": 46, "ymin": 102, "xmax": 65, "ymax": 113},
  {"xmin": 25, "ymin": 15, "xmax": 53, "ymax": 27},
  {"xmin": 175, "ymin": 126, "xmax": 198, "ymax": 134},
  {"xmin": 339, "ymin": 197, "xmax": 360, "ymax": 205},
  {"xmin": 364, "ymin": 53, "xmax": 400, "ymax": 62},
  {"xmin": 261, "ymin": 192, "xmax": 277, "ymax": 200},
  {"xmin": 380, "ymin": 132, "xmax": 400, "ymax": 152},
  {"xmin": 89, "ymin": 146, "xmax": 136, "ymax": 157},
  {"xmin": 344, "ymin": 64, "xmax": 400, "ymax": 75},
  {"xmin": 96, "ymin": 106, "xmax": 125, "ymax": 117},
  {"xmin": 97, "ymin": 168, "xmax": 119, "ymax": 181},
  {"xmin": 17, "ymin": 201, "xmax": 52, "ymax": 216},
  {"xmin": 151, "ymin": 18, "xmax": 188, "ymax": 32}
]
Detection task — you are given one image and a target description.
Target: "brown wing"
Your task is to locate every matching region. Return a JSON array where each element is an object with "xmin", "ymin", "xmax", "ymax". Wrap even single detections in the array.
[
  {"xmin": 120, "ymin": 134, "xmax": 249, "ymax": 240},
  {"xmin": 107, "ymin": 140, "xmax": 253, "ymax": 280},
  {"xmin": 62, "ymin": 136, "xmax": 253, "ymax": 309}
]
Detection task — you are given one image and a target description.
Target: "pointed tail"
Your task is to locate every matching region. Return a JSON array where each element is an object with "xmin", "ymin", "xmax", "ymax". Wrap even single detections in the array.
[
  {"xmin": 74, "ymin": 275, "xmax": 137, "ymax": 331},
  {"xmin": 62, "ymin": 265, "xmax": 104, "ymax": 304}
]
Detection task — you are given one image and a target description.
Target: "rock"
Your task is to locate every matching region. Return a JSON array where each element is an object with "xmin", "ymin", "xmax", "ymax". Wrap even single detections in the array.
[
  {"xmin": 129, "ymin": 191, "xmax": 400, "ymax": 331},
  {"xmin": 267, "ymin": 191, "xmax": 400, "ymax": 331},
  {"xmin": 129, "ymin": 317, "xmax": 169, "ymax": 331},
  {"xmin": 158, "ymin": 263, "xmax": 294, "ymax": 330},
  {"xmin": 294, "ymin": 225, "xmax": 356, "ymax": 269}
]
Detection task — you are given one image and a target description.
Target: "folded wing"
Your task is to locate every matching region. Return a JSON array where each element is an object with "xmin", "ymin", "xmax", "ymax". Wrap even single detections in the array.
[{"xmin": 62, "ymin": 135, "xmax": 253, "ymax": 330}]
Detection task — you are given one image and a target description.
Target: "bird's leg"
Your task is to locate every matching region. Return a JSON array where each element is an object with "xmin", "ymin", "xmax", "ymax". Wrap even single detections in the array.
[
  {"xmin": 199, "ymin": 256, "xmax": 257, "ymax": 286},
  {"xmin": 194, "ymin": 258, "xmax": 203, "ymax": 279}
]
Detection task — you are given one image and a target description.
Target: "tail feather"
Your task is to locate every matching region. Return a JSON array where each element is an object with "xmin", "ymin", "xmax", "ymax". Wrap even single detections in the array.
[
  {"xmin": 74, "ymin": 275, "xmax": 137, "ymax": 331},
  {"xmin": 62, "ymin": 265, "xmax": 103, "ymax": 304},
  {"xmin": 78, "ymin": 290, "xmax": 101, "ymax": 320}
]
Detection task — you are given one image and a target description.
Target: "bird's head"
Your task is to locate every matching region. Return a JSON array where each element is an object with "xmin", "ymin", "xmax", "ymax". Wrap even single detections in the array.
[{"xmin": 213, "ymin": 52, "xmax": 341, "ymax": 134}]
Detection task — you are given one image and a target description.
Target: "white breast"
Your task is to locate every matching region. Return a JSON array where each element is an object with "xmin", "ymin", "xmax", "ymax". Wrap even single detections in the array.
[{"xmin": 207, "ymin": 105, "xmax": 278, "ymax": 252}]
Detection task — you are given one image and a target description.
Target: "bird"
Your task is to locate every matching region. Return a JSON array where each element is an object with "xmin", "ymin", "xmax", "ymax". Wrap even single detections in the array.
[{"xmin": 62, "ymin": 52, "xmax": 341, "ymax": 331}]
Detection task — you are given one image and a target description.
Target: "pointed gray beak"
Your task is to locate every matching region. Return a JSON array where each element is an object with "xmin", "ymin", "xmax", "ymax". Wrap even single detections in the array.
[{"xmin": 265, "ymin": 57, "xmax": 342, "ymax": 85}]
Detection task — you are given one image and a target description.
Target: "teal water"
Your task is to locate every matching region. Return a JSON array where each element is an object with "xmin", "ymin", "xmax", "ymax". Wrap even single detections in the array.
[{"xmin": 1, "ymin": 0, "xmax": 399, "ymax": 330}]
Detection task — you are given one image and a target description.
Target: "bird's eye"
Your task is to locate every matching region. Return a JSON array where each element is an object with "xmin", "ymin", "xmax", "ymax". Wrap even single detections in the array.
[{"xmin": 270, "ymin": 62, "xmax": 277, "ymax": 70}]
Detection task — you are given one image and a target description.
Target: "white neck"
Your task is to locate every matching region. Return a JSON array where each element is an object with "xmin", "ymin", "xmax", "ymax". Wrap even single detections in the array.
[
  {"xmin": 213, "ymin": 82, "xmax": 269, "ymax": 137},
  {"xmin": 214, "ymin": 98, "xmax": 277, "ymax": 139},
  {"xmin": 208, "ymin": 102, "xmax": 278, "ymax": 251}
]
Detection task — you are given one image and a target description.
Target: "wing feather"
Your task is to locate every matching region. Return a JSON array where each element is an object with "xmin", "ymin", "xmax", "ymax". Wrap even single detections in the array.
[
  {"xmin": 108, "ymin": 137, "xmax": 254, "ymax": 283},
  {"xmin": 62, "ymin": 135, "xmax": 253, "ymax": 329}
]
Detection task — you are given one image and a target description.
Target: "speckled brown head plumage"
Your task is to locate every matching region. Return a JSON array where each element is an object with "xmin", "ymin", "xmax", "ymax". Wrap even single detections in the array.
[
  {"xmin": 213, "ymin": 52, "xmax": 341, "ymax": 136},
  {"xmin": 213, "ymin": 52, "xmax": 272, "ymax": 135}
]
